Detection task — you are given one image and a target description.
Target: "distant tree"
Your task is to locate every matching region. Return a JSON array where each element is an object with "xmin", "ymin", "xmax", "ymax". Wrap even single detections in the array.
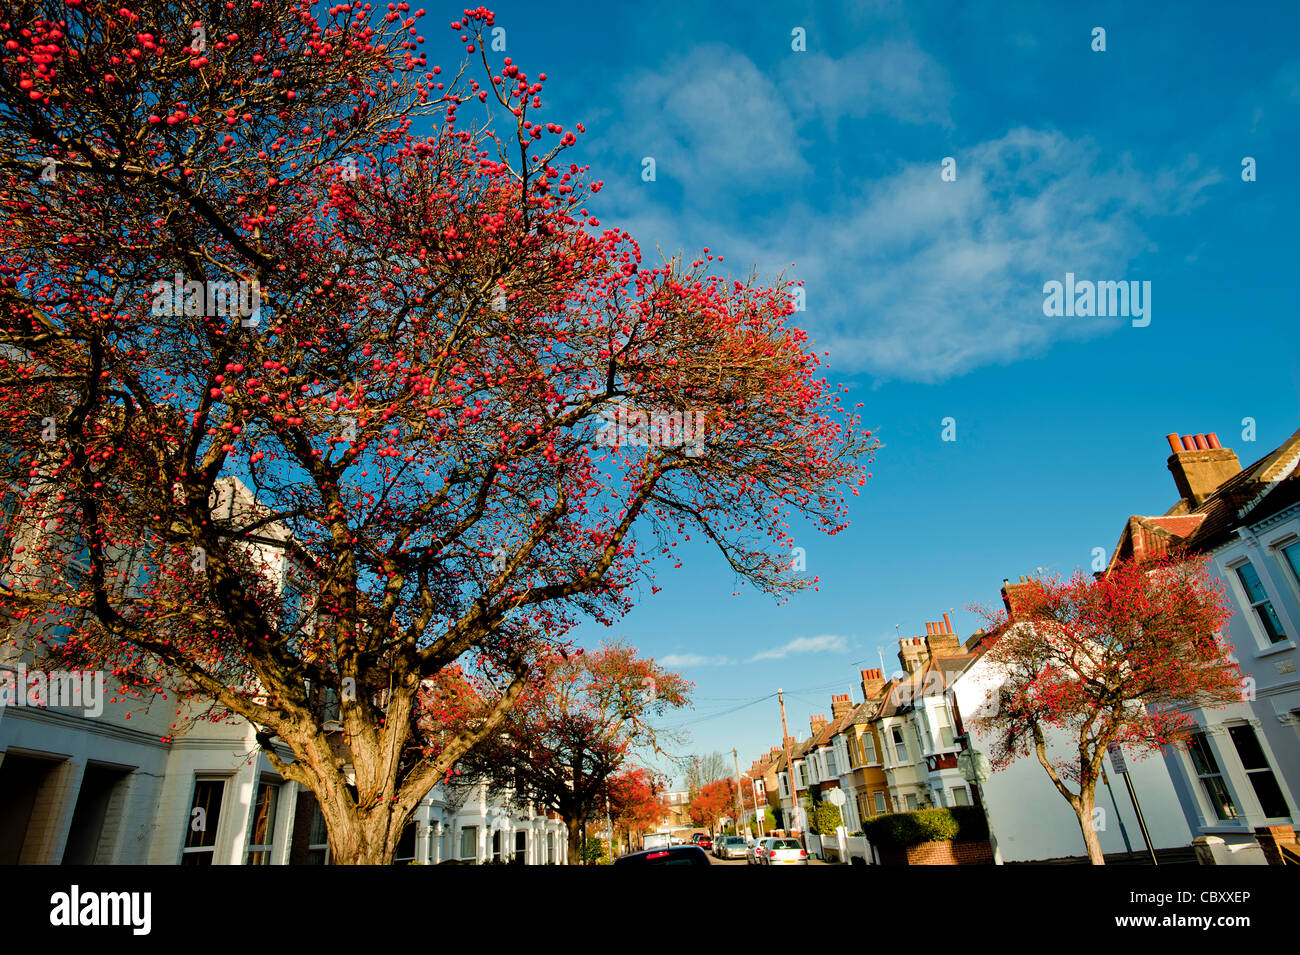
[
  {"xmin": 460, "ymin": 642, "xmax": 688, "ymax": 863},
  {"xmin": 974, "ymin": 554, "xmax": 1240, "ymax": 864},
  {"xmin": 684, "ymin": 751, "xmax": 729, "ymax": 795},
  {"xmin": 689, "ymin": 777, "xmax": 735, "ymax": 834},
  {"xmin": 608, "ymin": 766, "xmax": 669, "ymax": 850}
]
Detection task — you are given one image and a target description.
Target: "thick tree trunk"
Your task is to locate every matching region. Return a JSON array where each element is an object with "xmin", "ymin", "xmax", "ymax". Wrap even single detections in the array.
[
  {"xmin": 320, "ymin": 800, "xmax": 405, "ymax": 865},
  {"xmin": 566, "ymin": 816, "xmax": 583, "ymax": 865},
  {"xmin": 1073, "ymin": 788, "xmax": 1105, "ymax": 865}
]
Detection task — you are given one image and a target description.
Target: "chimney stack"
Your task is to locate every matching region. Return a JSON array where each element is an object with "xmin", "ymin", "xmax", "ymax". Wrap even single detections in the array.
[
  {"xmin": 810, "ymin": 713, "xmax": 827, "ymax": 736},
  {"xmin": 860, "ymin": 668, "xmax": 887, "ymax": 699},
  {"xmin": 1165, "ymin": 432, "xmax": 1240, "ymax": 508},
  {"xmin": 898, "ymin": 636, "xmax": 926, "ymax": 674},
  {"xmin": 926, "ymin": 617, "xmax": 960, "ymax": 658},
  {"xmin": 831, "ymin": 693, "xmax": 855, "ymax": 719},
  {"xmin": 1002, "ymin": 577, "xmax": 1037, "ymax": 619}
]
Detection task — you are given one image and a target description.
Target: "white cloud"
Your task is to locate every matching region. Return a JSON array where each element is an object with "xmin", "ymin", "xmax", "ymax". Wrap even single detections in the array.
[
  {"xmin": 778, "ymin": 42, "xmax": 952, "ymax": 129},
  {"xmin": 660, "ymin": 653, "xmax": 734, "ymax": 668},
  {"xmin": 748, "ymin": 634, "xmax": 848, "ymax": 662},
  {"xmin": 613, "ymin": 45, "xmax": 808, "ymax": 190},
  {"xmin": 595, "ymin": 126, "xmax": 1220, "ymax": 383}
]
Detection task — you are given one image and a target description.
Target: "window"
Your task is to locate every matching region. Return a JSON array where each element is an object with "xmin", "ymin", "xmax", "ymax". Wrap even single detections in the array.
[
  {"xmin": 934, "ymin": 708, "xmax": 955, "ymax": 750},
  {"xmin": 825, "ymin": 749, "xmax": 838, "ymax": 778},
  {"xmin": 856, "ymin": 793, "xmax": 870, "ymax": 823},
  {"xmin": 245, "ymin": 780, "xmax": 280, "ymax": 865},
  {"xmin": 863, "ymin": 732, "xmax": 877, "ymax": 764},
  {"xmin": 459, "ymin": 826, "xmax": 477, "ymax": 862},
  {"xmin": 951, "ymin": 786, "xmax": 970, "ymax": 807},
  {"xmin": 546, "ymin": 832, "xmax": 555, "ymax": 864},
  {"xmin": 873, "ymin": 791, "xmax": 887, "ymax": 815},
  {"xmin": 904, "ymin": 793, "xmax": 918, "ymax": 811},
  {"xmin": 394, "ymin": 823, "xmax": 417, "ymax": 864},
  {"xmin": 1236, "ymin": 563, "xmax": 1287, "ymax": 643},
  {"xmin": 183, "ymin": 778, "xmax": 226, "ymax": 864},
  {"xmin": 1228, "ymin": 725, "xmax": 1290, "ymax": 818},
  {"xmin": 1283, "ymin": 542, "xmax": 1300, "ymax": 590},
  {"xmin": 891, "ymin": 726, "xmax": 908, "ymax": 763},
  {"xmin": 1187, "ymin": 732, "xmax": 1238, "ymax": 821}
]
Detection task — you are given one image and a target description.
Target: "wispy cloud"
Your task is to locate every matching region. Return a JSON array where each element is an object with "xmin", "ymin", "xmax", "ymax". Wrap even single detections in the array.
[
  {"xmin": 748, "ymin": 634, "xmax": 848, "ymax": 662},
  {"xmin": 595, "ymin": 125, "xmax": 1220, "ymax": 383},
  {"xmin": 660, "ymin": 653, "xmax": 734, "ymax": 668}
]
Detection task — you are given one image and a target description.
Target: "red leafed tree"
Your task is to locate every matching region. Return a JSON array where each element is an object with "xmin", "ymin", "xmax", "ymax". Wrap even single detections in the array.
[
  {"xmin": 0, "ymin": 1, "xmax": 873, "ymax": 863},
  {"xmin": 689, "ymin": 777, "xmax": 736, "ymax": 834},
  {"xmin": 460, "ymin": 642, "xmax": 688, "ymax": 862},
  {"xmin": 973, "ymin": 554, "xmax": 1240, "ymax": 864},
  {"xmin": 608, "ymin": 765, "xmax": 669, "ymax": 850}
]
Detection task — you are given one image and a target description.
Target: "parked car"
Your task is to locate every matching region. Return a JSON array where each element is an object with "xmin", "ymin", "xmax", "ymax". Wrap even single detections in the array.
[
  {"xmin": 716, "ymin": 836, "xmax": 748, "ymax": 860},
  {"xmin": 613, "ymin": 845, "xmax": 711, "ymax": 867},
  {"xmin": 762, "ymin": 838, "xmax": 808, "ymax": 865},
  {"xmin": 690, "ymin": 833, "xmax": 713, "ymax": 852},
  {"xmin": 747, "ymin": 837, "xmax": 775, "ymax": 865},
  {"xmin": 670, "ymin": 835, "xmax": 685, "ymax": 845}
]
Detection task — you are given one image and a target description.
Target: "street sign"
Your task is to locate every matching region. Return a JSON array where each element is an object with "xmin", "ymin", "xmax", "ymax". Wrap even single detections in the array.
[{"xmin": 1108, "ymin": 744, "xmax": 1128, "ymax": 775}]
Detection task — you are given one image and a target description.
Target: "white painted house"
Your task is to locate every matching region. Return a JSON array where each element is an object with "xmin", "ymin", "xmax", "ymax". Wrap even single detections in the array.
[
  {"xmin": 1105, "ymin": 429, "xmax": 1300, "ymax": 862},
  {"xmin": 949, "ymin": 618, "xmax": 1196, "ymax": 864}
]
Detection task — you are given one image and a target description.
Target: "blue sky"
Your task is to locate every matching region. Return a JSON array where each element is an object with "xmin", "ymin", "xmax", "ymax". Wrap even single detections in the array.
[{"xmin": 454, "ymin": 0, "xmax": 1300, "ymax": 783}]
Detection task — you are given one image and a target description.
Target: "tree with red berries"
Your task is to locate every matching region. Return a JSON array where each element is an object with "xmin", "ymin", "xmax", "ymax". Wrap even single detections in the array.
[
  {"xmin": 458, "ymin": 642, "xmax": 688, "ymax": 862},
  {"xmin": 608, "ymin": 765, "xmax": 669, "ymax": 851},
  {"xmin": 0, "ymin": 1, "xmax": 873, "ymax": 863},
  {"xmin": 973, "ymin": 554, "xmax": 1240, "ymax": 864}
]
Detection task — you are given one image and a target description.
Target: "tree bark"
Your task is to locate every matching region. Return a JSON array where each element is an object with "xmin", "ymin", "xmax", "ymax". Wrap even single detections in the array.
[
  {"xmin": 1073, "ymin": 787, "xmax": 1105, "ymax": 865},
  {"xmin": 566, "ymin": 816, "xmax": 583, "ymax": 865}
]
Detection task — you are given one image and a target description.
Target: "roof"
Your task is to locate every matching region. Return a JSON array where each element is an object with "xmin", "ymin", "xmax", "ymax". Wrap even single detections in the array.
[
  {"xmin": 874, "ymin": 652, "xmax": 977, "ymax": 718},
  {"xmin": 1110, "ymin": 426, "xmax": 1300, "ymax": 563}
]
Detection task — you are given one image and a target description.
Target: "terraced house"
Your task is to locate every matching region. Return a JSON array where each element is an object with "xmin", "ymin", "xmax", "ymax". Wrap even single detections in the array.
[{"xmin": 1106, "ymin": 429, "xmax": 1300, "ymax": 863}]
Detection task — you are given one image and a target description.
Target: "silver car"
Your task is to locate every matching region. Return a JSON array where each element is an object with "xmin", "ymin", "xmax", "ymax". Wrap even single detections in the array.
[
  {"xmin": 763, "ymin": 837, "xmax": 808, "ymax": 865},
  {"xmin": 747, "ymin": 837, "xmax": 776, "ymax": 865},
  {"xmin": 716, "ymin": 835, "xmax": 748, "ymax": 860}
]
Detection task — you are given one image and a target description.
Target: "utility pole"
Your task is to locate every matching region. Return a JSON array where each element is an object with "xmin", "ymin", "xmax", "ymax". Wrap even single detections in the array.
[
  {"xmin": 732, "ymin": 748, "xmax": 746, "ymax": 838},
  {"xmin": 778, "ymin": 688, "xmax": 798, "ymax": 838}
]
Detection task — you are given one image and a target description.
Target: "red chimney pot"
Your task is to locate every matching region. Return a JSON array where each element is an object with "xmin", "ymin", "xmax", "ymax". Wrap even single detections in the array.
[
  {"xmin": 1207, "ymin": 433, "xmax": 1222, "ymax": 449},
  {"xmin": 943, "ymin": 613, "xmax": 953, "ymax": 634},
  {"xmin": 1193, "ymin": 434, "xmax": 1208, "ymax": 450},
  {"xmin": 1181, "ymin": 435, "xmax": 1196, "ymax": 450},
  {"xmin": 1166, "ymin": 433, "xmax": 1181, "ymax": 453}
]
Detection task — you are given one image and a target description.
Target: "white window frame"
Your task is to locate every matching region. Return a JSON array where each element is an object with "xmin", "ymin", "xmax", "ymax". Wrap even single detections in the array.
[
  {"xmin": 181, "ymin": 775, "xmax": 229, "ymax": 865},
  {"xmin": 1227, "ymin": 557, "xmax": 1289, "ymax": 648},
  {"xmin": 459, "ymin": 825, "xmax": 478, "ymax": 862},
  {"xmin": 244, "ymin": 777, "xmax": 282, "ymax": 865}
]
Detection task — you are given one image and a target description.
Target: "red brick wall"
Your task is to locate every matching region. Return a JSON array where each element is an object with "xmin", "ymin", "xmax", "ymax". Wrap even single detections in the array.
[{"xmin": 879, "ymin": 839, "xmax": 993, "ymax": 866}]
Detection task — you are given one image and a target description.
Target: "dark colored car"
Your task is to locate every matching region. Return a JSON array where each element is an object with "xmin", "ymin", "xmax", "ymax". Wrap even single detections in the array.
[
  {"xmin": 690, "ymin": 833, "xmax": 713, "ymax": 851},
  {"xmin": 613, "ymin": 845, "xmax": 711, "ymax": 866}
]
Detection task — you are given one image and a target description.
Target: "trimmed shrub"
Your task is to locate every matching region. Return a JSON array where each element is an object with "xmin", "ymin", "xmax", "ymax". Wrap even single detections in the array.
[
  {"xmin": 812, "ymin": 802, "xmax": 843, "ymax": 836},
  {"xmin": 860, "ymin": 806, "xmax": 988, "ymax": 849}
]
